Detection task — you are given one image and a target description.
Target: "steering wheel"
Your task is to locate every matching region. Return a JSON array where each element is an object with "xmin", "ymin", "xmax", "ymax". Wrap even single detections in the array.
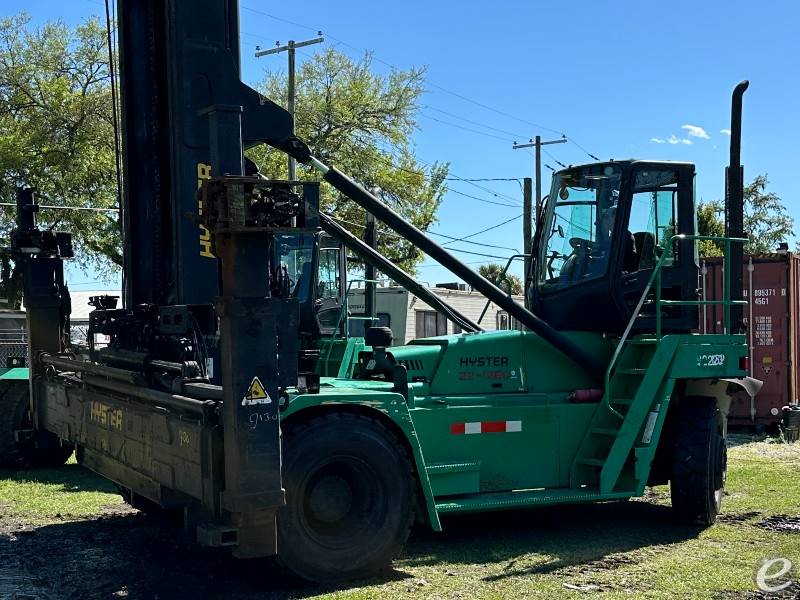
[
  {"xmin": 546, "ymin": 251, "xmax": 559, "ymax": 280},
  {"xmin": 568, "ymin": 237, "xmax": 593, "ymax": 254}
]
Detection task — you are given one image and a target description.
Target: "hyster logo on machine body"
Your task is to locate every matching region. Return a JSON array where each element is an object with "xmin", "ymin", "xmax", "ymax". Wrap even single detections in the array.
[
  {"xmin": 458, "ymin": 355, "xmax": 514, "ymax": 381},
  {"xmin": 459, "ymin": 356, "xmax": 509, "ymax": 368}
]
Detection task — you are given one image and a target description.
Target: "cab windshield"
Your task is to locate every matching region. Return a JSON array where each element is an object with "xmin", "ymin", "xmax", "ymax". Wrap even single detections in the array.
[{"xmin": 538, "ymin": 164, "xmax": 622, "ymax": 289}]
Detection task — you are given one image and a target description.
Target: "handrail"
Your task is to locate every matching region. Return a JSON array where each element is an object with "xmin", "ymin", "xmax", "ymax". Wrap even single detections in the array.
[
  {"xmin": 322, "ymin": 278, "xmax": 383, "ymax": 369},
  {"xmin": 603, "ymin": 234, "xmax": 748, "ymax": 417}
]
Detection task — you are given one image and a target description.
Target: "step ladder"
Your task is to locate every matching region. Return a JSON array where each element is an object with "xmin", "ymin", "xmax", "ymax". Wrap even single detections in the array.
[{"xmin": 570, "ymin": 335, "xmax": 679, "ymax": 494}]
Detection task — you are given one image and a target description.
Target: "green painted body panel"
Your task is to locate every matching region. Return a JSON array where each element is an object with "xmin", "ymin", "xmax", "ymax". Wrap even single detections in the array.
[
  {"xmin": 282, "ymin": 325, "xmax": 749, "ymax": 529},
  {"xmin": 316, "ymin": 337, "xmax": 365, "ymax": 378},
  {"xmin": 425, "ymin": 461, "xmax": 481, "ymax": 496},
  {"xmin": 0, "ymin": 367, "xmax": 29, "ymax": 380},
  {"xmin": 282, "ymin": 379, "xmax": 443, "ymax": 531}
]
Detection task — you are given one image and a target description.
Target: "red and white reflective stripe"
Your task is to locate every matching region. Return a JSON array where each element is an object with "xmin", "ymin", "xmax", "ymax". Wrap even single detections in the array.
[{"xmin": 450, "ymin": 420, "xmax": 522, "ymax": 435}]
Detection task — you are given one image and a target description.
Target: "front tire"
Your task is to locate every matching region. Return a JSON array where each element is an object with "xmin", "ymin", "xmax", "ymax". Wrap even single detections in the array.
[
  {"xmin": 670, "ymin": 396, "xmax": 726, "ymax": 525},
  {"xmin": 278, "ymin": 412, "xmax": 416, "ymax": 583}
]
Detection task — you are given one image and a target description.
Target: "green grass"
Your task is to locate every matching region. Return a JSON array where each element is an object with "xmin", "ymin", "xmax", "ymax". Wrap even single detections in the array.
[
  {"xmin": 328, "ymin": 436, "xmax": 800, "ymax": 599},
  {"xmin": 0, "ymin": 453, "xmax": 122, "ymax": 519},
  {"xmin": 0, "ymin": 438, "xmax": 798, "ymax": 598}
]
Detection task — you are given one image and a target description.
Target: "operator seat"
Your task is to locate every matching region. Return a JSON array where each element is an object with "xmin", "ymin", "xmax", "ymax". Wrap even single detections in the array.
[
  {"xmin": 632, "ymin": 232, "xmax": 655, "ymax": 270},
  {"xmin": 292, "ymin": 261, "xmax": 313, "ymax": 301},
  {"xmin": 621, "ymin": 232, "xmax": 639, "ymax": 273}
]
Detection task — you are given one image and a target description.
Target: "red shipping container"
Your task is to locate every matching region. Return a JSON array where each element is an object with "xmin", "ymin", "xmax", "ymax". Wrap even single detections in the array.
[{"xmin": 701, "ymin": 253, "xmax": 800, "ymax": 427}]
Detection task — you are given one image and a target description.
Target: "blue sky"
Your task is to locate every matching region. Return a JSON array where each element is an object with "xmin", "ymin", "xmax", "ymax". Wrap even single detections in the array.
[{"xmin": 6, "ymin": 0, "xmax": 799, "ymax": 290}]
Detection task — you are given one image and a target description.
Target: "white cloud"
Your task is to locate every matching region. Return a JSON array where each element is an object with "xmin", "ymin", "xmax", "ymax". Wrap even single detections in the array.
[
  {"xmin": 720, "ymin": 128, "xmax": 732, "ymax": 135},
  {"xmin": 681, "ymin": 124, "xmax": 710, "ymax": 139},
  {"xmin": 668, "ymin": 134, "xmax": 693, "ymax": 145},
  {"xmin": 650, "ymin": 137, "xmax": 666, "ymax": 144}
]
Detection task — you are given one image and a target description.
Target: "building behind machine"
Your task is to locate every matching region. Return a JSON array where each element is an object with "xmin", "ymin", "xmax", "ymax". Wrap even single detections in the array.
[{"xmin": 346, "ymin": 282, "xmax": 525, "ymax": 344}]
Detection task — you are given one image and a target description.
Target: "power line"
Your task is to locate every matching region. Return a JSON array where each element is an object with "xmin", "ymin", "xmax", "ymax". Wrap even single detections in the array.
[
  {"xmin": 420, "ymin": 113, "xmax": 515, "ymax": 143},
  {"xmin": 328, "ymin": 215, "xmax": 518, "ymax": 253},
  {"xmin": 444, "ymin": 177, "xmax": 522, "ymax": 182},
  {"xmin": 543, "ymin": 148, "xmax": 567, "ymax": 168},
  {"xmin": 447, "ymin": 188, "xmax": 520, "ymax": 208},
  {"xmin": 266, "ymin": 42, "xmax": 558, "ymax": 205},
  {"xmin": 428, "ymin": 231, "xmax": 519, "ymax": 252},
  {"xmin": 440, "ymin": 247, "xmax": 509, "ymax": 260},
  {"xmin": 441, "ymin": 214, "xmax": 522, "ymax": 246},
  {"xmin": 422, "ymin": 105, "xmax": 528, "ymax": 139},
  {"xmin": 240, "ymin": 3, "xmax": 600, "ymax": 160},
  {"xmin": 417, "ymin": 259, "xmax": 489, "ymax": 268},
  {"xmin": 363, "ymin": 147, "xmax": 522, "ymax": 205},
  {"xmin": 566, "ymin": 137, "xmax": 600, "ymax": 162},
  {"xmin": 382, "ymin": 143, "xmax": 522, "ymax": 204}
]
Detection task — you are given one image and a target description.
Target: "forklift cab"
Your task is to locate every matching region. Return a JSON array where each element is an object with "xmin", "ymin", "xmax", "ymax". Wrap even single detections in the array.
[
  {"xmin": 277, "ymin": 231, "xmax": 346, "ymax": 342},
  {"xmin": 530, "ymin": 160, "xmax": 699, "ymax": 334}
]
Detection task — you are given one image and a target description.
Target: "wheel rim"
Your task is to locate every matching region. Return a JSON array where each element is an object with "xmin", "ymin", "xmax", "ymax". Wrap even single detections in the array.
[{"xmin": 298, "ymin": 454, "xmax": 385, "ymax": 550}]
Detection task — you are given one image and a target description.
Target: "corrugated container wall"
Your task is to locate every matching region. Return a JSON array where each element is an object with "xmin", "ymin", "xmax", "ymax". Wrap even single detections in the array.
[{"xmin": 702, "ymin": 253, "xmax": 800, "ymax": 426}]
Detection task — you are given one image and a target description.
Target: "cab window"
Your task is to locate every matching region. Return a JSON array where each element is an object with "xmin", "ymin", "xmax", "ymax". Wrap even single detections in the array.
[
  {"xmin": 626, "ymin": 169, "xmax": 679, "ymax": 271},
  {"xmin": 538, "ymin": 165, "xmax": 622, "ymax": 288},
  {"xmin": 318, "ymin": 245, "xmax": 342, "ymax": 300}
]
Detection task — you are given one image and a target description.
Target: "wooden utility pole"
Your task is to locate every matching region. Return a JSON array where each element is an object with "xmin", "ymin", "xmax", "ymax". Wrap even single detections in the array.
[
  {"xmin": 522, "ymin": 177, "xmax": 532, "ymax": 307},
  {"xmin": 512, "ymin": 135, "xmax": 567, "ymax": 219},
  {"xmin": 255, "ymin": 35, "xmax": 324, "ymax": 180},
  {"xmin": 513, "ymin": 136, "xmax": 566, "ymax": 306}
]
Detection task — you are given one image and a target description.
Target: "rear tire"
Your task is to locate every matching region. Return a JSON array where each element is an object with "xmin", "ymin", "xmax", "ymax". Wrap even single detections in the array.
[
  {"xmin": 0, "ymin": 380, "xmax": 73, "ymax": 469},
  {"xmin": 670, "ymin": 395, "xmax": 726, "ymax": 526},
  {"xmin": 278, "ymin": 412, "xmax": 416, "ymax": 583}
]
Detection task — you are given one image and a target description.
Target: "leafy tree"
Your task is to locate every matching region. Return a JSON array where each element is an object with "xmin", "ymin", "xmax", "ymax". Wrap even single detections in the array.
[
  {"xmin": 478, "ymin": 263, "xmax": 522, "ymax": 295},
  {"xmin": 696, "ymin": 200, "xmax": 725, "ymax": 257},
  {"xmin": 248, "ymin": 48, "xmax": 448, "ymax": 273},
  {"xmin": 0, "ymin": 13, "xmax": 120, "ymax": 299},
  {"xmin": 696, "ymin": 175, "xmax": 792, "ymax": 257},
  {"xmin": 743, "ymin": 175, "xmax": 793, "ymax": 253}
]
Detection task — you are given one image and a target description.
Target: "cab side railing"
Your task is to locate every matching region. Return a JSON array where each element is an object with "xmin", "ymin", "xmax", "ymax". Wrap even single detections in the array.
[{"xmin": 604, "ymin": 234, "xmax": 748, "ymax": 406}]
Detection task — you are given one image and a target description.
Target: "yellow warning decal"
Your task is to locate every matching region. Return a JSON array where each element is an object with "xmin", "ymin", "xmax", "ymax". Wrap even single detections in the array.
[{"xmin": 242, "ymin": 376, "xmax": 271, "ymax": 405}]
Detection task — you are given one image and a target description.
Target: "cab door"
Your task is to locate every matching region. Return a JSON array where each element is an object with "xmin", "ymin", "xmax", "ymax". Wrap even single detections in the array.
[
  {"xmin": 619, "ymin": 163, "xmax": 698, "ymax": 332},
  {"xmin": 316, "ymin": 234, "xmax": 346, "ymax": 336}
]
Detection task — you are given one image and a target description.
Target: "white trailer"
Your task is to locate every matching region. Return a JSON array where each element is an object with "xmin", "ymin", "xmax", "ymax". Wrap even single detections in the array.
[{"xmin": 346, "ymin": 284, "xmax": 525, "ymax": 345}]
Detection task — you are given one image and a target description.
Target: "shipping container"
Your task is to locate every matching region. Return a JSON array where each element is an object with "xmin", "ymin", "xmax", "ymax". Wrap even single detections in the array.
[{"xmin": 701, "ymin": 253, "xmax": 800, "ymax": 427}]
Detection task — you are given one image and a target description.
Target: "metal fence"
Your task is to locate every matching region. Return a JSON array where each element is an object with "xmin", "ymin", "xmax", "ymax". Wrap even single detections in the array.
[{"xmin": 0, "ymin": 327, "xmax": 27, "ymax": 368}]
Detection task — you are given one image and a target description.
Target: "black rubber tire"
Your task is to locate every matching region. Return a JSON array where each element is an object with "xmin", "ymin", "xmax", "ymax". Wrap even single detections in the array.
[
  {"xmin": 670, "ymin": 395, "xmax": 726, "ymax": 526},
  {"xmin": 0, "ymin": 380, "xmax": 73, "ymax": 469},
  {"xmin": 278, "ymin": 412, "xmax": 416, "ymax": 583},
  {"xmin": 365, "ymin": 326, "xmax": 394, "ymax": 348}
]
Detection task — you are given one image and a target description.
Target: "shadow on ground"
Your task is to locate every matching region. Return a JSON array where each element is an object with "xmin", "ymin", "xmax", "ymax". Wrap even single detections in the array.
[{"xmin": 0, "ymin": 466, "xmax": 702, "ymax": 599}]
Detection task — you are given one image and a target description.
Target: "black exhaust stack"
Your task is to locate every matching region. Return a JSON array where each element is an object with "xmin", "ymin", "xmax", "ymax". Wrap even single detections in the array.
[
  {"xmin": 307, "ymin": 157, "xmax": 606, "ymax": 380},
  {"xmin": 725, "ymin": 80, "xmax": 749, "ymax": 333}
]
